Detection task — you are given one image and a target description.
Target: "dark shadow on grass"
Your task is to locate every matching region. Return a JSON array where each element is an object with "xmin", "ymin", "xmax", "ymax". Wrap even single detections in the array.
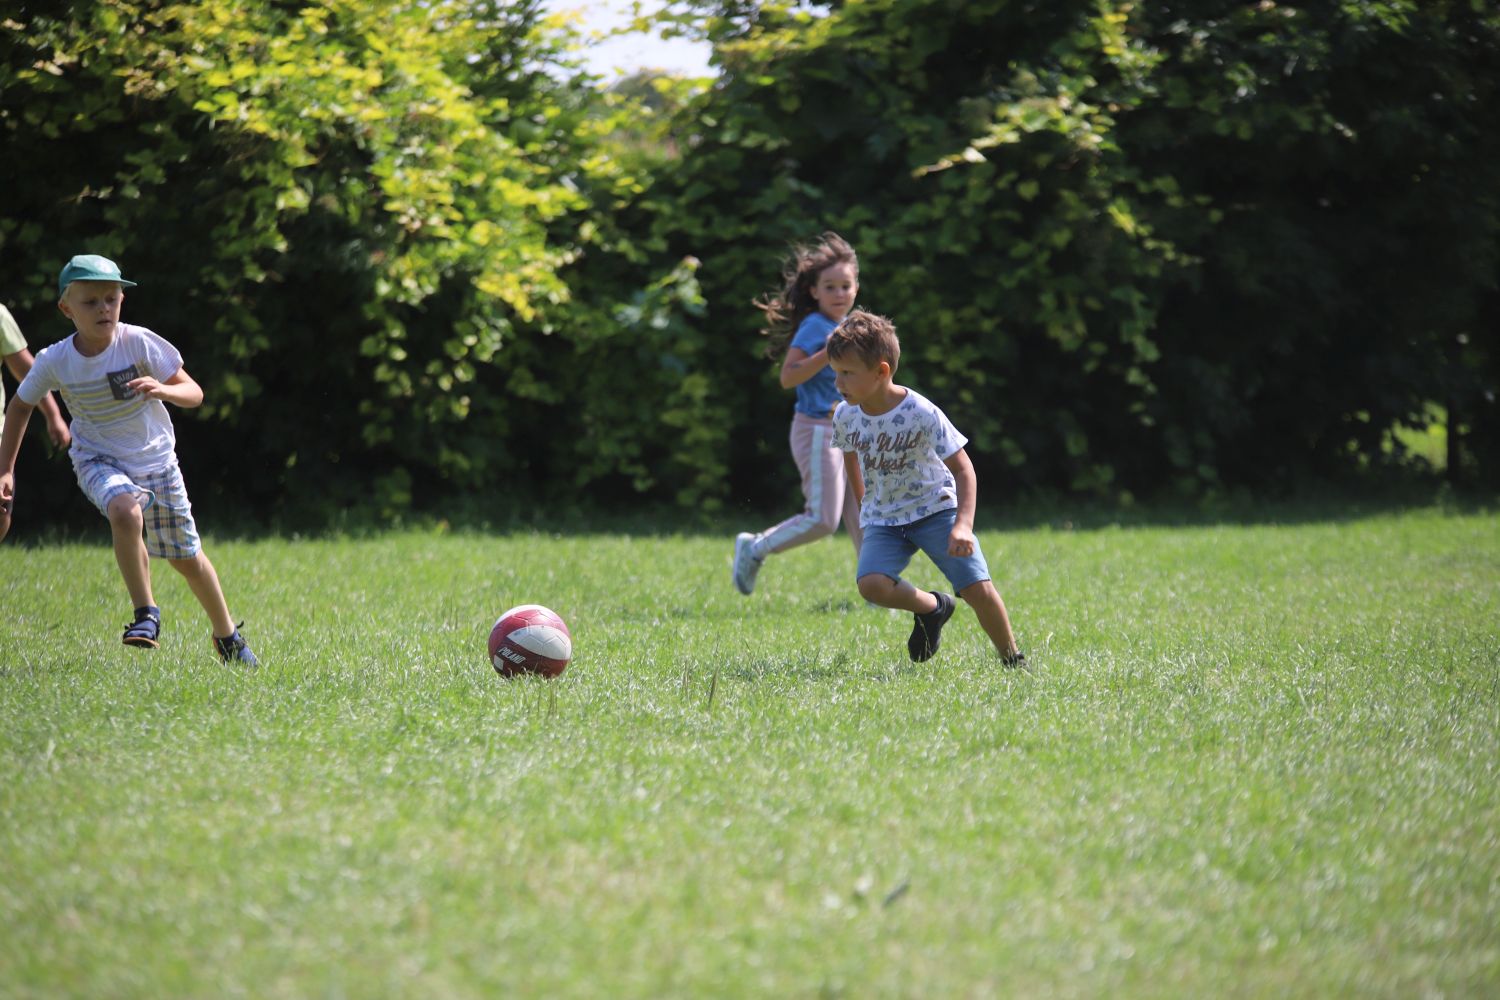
[
  {"xmin": 810, "ymin": 595, "xmax": 869, "ymax": 614},
  {"xmin": 981, "ymin": 481, "xmax": 1495, "ymax": 532},
  {"xmin": 723, "ymin": 650, "xmax": 901, "ymax": 685},
  {"xmin": 3, "ymin": 478, "xmax": 1493, "ymax": 546}
]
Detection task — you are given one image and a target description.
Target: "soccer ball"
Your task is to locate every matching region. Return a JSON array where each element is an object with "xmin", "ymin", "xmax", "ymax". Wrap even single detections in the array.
[{"xmin": 488, "ymin": 604, "xmax": 572, "ymax": 678}]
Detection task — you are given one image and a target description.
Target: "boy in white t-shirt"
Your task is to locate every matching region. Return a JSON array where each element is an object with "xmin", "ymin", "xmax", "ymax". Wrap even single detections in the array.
[
  {"xmin": 829, "ymin": 310, "xmax": 1024, "ymax": 666},
  {"xmin": 0, "ymin": 255, "xmax": 258, "ymax": 666},
  {"xmin": 0, "ymin": 303, "xmax": 71, "ymax": 541}
]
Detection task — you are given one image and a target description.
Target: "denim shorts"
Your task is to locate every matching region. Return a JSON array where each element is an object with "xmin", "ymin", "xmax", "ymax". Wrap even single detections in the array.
[
  {"xmin": 856, "ymin": 508, "xmax": 991, "ymax": 593},
  {"xmin": 75, "ymin": 454, "xmax": 201, "ymax": 559}
]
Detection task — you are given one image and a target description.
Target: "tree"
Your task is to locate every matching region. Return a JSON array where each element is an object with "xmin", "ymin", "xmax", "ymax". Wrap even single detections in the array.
[
  {"xmin": 645, "ymin": 0, "xmax": 1500, "ymax": 502},
  {"xmin": 0, "ymin": 0, "xmax": 713, "ymax": 523}
]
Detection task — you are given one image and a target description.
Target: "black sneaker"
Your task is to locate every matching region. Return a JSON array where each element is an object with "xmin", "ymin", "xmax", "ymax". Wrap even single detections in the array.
[
  {"xmin": 214, "ymin": 624, "xmax": 260, "ymax": 668},
  {"xmin": 1002, "ymin": 650, "xmax": 1028, "ymax": 669},
  {"xmin": 907, "ymin": 592, "xmax": 955, "ymax": 662},
  {"xmin": 122, "ymin": 606, "xmax": 161, "ymax": 649}
]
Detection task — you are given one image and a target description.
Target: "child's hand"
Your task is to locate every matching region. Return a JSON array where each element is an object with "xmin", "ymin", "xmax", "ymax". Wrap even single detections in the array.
[
  {"xmin": 947, "ymin": 524, "xmax": 976, "ymax": 558},
  {"xmin": 0, "ymin": 472, "xmax": 14, "ymax": 516},
  {"xmin": 47, "ymin": 417, "xmax": 71, "ymax": 449},
  {"xmin": 125, "ymin": 376, "xmax": 169, "ymax": 400}
]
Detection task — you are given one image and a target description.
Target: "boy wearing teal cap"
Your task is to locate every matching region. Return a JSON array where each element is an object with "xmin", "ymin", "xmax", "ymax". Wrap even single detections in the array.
[{"xmin": 0, "ymin": 254, "xmax": 259, "ymax": 666}]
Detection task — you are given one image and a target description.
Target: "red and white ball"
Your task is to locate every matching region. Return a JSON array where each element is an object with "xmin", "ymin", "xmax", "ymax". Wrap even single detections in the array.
[{"xmin": 488, "ymin": 604, "xmax": 572, "ymax": 678}]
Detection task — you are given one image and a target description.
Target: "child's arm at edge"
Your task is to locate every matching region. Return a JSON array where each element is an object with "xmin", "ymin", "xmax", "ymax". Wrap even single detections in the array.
[
  {"xmin": 3, "ymin": 349, "xmax": 69, "ymax": 449},
  {"xmin": 0, "ymin": 396, "xmax": 37, "ymax": 519}
]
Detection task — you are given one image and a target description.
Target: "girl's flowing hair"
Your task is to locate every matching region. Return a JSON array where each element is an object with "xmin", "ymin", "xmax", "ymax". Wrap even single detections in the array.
[{"xmin": 755, "ymin": 232, "xmax": 858, "ymax": 359}]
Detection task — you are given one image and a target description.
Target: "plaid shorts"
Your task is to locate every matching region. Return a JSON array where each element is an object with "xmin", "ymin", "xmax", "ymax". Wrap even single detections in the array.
[{"xmin": 74, "ymin": 454, "xmax": 201, "ymax": 559}]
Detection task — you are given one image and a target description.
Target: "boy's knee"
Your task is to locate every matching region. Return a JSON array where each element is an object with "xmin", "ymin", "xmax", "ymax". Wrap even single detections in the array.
[
  {"xmin": 959, "ymin": 579, "xmax": 999, "ymax": 605},
  {"xmin": 105, "ymin": 494, "xmax": 143, "ymax": 527},
  {"xmin": 856, "ymin": 574, "xmax": 893, "ymax": 602},
  {"xmin": 168, "ymin": 551, "xmax": 209, "ymax": 575}
]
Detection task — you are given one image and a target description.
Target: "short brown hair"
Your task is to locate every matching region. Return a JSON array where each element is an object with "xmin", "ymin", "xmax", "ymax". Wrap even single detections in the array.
[{"xmin": 826, "ymin": 309, "xmax": 900, "ymax": 373}]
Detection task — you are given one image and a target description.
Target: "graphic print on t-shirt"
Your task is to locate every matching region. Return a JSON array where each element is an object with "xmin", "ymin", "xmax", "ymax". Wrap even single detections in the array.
[
  {"xmin": 107, "ymin": 365, "xmax": 141, "ymax": 401},
  {"xmin": 832, "ymin": 389, "xmax": 968, "ymax": 526},
  {"xmin": 845, "ymin": 425, "xmax": 923, "ymax": 476}
]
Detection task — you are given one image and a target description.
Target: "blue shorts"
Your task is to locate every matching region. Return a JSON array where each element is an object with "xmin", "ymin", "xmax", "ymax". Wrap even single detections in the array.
[
  {"xmin": 857, "ymin": 509, "xmax": 991, "ymax": 593},
  {"xmin": 75, "ymin": 454, "xmax": 201, "ymax": 559}
]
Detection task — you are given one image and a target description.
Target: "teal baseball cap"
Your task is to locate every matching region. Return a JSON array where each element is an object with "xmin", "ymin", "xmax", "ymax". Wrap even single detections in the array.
[{"xmin": 58, "ymin": 254, "xmax": 137, "ymax": 295}]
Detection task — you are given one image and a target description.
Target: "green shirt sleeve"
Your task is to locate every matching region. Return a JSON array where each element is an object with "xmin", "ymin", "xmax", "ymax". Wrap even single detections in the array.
[
  {"xmin": 1, "ymin": 303, "xmax": 27, "ymax": 428},
  {"xmin": 0, "ymin": 303, "xmax": 25, "ymax": 357}
]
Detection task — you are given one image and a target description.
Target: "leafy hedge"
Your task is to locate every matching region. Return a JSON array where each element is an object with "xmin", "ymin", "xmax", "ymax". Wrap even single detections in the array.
[
  {"xmin": 648, "ymin": 0, "xmax": 1500, "ymax": 505},
  {"xmin": 1, "ymin": 0, "xmax": 1495, "ymax": 531},
  {"xmin": 2, "ymin": 0, "xmax": 712, "ymax": 525}
]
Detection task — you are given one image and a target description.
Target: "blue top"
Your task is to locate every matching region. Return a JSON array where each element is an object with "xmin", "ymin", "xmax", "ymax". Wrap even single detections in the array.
[{"xmin": 789, "ymin": 311, "xmax": 842, "ymax": 419}]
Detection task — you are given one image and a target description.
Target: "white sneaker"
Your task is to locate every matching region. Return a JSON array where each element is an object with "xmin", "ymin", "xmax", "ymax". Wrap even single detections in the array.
[{"xmin": 732, "ymin": 532, "xmax": 764, "ymax": 595}]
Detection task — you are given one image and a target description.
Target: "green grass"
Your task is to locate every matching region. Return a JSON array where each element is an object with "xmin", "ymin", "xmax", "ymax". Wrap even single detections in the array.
[{"xmin": 2, "ymin": 506, "xmax": 1497, "ymax": 998}]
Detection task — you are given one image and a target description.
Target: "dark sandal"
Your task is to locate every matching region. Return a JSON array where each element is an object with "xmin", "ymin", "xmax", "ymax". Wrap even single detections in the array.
[
  {"xmin": 213, "ymin": 624, "xmax": 260, "ymax": 668},
  {"xmin": 123, "ymin": 606, "xmax": 161, "ymax": 649}
]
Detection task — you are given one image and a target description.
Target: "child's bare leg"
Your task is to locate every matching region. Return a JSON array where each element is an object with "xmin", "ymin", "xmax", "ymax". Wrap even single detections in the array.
[
  {"xmin": 958, "ymin": 579, "xmax": 1020, "ymax": 659},
  {"xmin": 107, "ymin": 493, "xmax": 155, "ymax": 609},
  {"xmin": 858, "ymin": 573, "xmax": 940, "ymax": 614},
  {"xmin": 168, "ymin": 551, "xmax": 236, "ymax": 638}
]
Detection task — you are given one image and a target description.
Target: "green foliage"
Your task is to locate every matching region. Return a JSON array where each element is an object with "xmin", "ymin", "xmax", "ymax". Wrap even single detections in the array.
[
  {"xmin": 0, "ymin": 0, "xmax": 712, "ymax": 523},
  {"xmin": 2, "ymin": 0, "xmax": 1498, "ymax": 528},
  {"xmin": 647, "ymin": 0, "xmax": 1500, "ymax": 505},
  {"xmin": 1118, "ymin": 0, "xmax": 1500, "ymax": 489}
]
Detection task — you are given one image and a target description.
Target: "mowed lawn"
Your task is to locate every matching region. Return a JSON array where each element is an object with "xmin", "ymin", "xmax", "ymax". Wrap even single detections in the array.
[{"xmin": 1, "ymin": 504, "xmax": 1496, "ymax": 998}]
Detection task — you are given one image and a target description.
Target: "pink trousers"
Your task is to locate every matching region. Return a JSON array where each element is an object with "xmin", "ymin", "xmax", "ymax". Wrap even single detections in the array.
[{"xmin": 760, "ymin": 412, "xmax": 863, "ymax": 555}]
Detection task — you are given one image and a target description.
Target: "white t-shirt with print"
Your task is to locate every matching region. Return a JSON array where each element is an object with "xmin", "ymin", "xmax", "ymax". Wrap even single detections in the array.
[
  {"xmin": 18, "ymin": 323, "xmax": 184, "ymax": 477},
  {"xmin": 832, "ymin": 387, "xmax": 968, "ymax": 527}
]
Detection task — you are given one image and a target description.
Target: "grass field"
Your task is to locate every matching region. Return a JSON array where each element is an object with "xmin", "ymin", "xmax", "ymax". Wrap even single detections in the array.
[{"xmin": 1, "ymin": 503, "xmax": 1497, "ymax": 998}]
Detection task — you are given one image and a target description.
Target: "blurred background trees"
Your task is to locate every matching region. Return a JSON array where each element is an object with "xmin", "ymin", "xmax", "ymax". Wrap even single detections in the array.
[{"xmin": 2, "ymin": 0, "xmax": 1496, "ymax": 529}]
